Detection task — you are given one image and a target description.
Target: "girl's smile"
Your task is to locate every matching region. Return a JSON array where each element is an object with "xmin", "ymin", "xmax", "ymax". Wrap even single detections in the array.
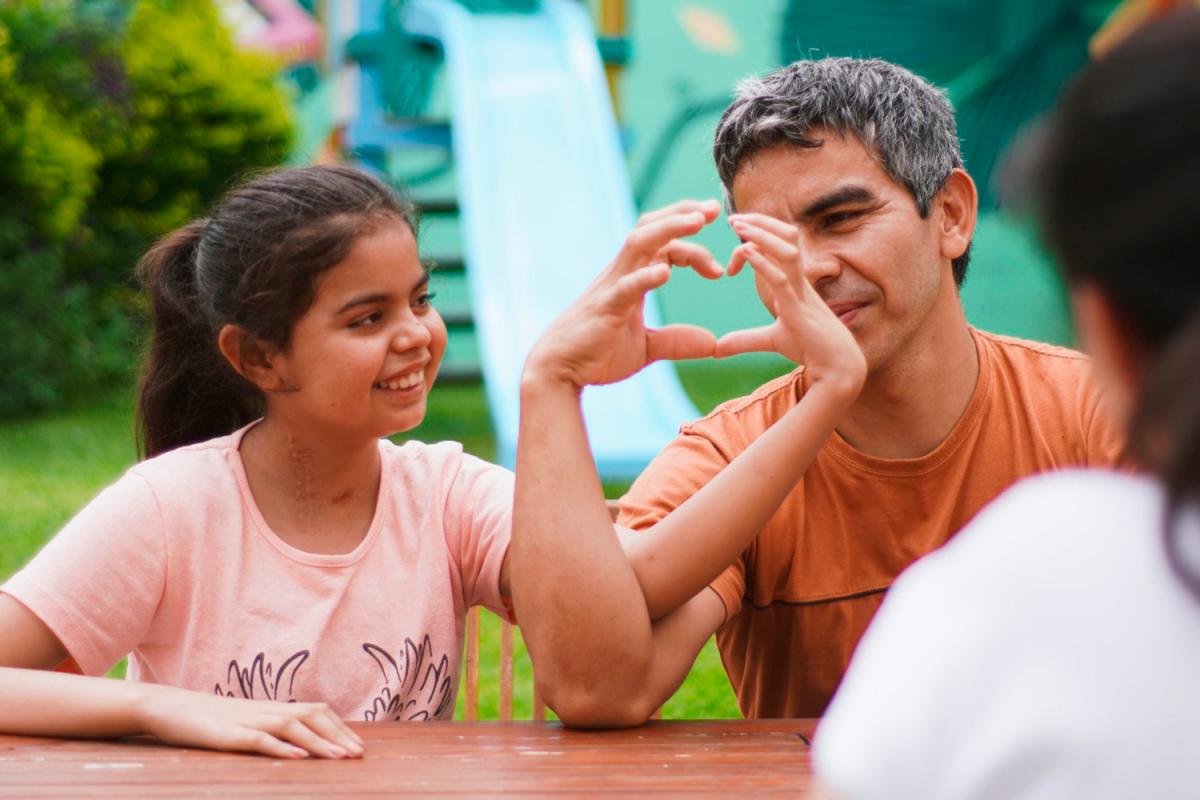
[{"xmin": 265, "ymin": 221, "xmax": 448, "ymax": 441}]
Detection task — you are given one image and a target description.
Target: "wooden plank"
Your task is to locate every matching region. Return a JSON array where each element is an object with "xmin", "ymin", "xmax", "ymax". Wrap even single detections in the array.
[
  {"xmin": 0, "ymin": 720, "xmax": 815, "ymax": 798},
  {"xmin": 499, "ymin": 621, "xmax": 514, "ymax": 722},
  {"xmin": 463, "ymin": 607, "xmax": 480, "ymax": 721}
]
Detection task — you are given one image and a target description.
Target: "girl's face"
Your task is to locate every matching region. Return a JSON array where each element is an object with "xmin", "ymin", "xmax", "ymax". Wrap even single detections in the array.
[{"xmin": 268, "ymin": 221, "xmax": 447, "ymax": 440}]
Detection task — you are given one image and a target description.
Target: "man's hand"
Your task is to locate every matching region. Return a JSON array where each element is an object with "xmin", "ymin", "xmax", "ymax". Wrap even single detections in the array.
[
  {"xmin": 523, "ymin": 200, "xmax": 725, "ymax": 390},
  {"xmin": 717, "ymin": 212, "xmax": 867, "ymax": 395}
]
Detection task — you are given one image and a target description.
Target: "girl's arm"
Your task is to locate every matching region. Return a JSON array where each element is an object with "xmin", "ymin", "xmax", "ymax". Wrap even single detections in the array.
[
  {"xmin": 511, "ymin": 205, "xmax": 865, "ymax": 727},
  {"xmin": 0, "ymin": 595, "xmax": 363, "ymax": 758}
]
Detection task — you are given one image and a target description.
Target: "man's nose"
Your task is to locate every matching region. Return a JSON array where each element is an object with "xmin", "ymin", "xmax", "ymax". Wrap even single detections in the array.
[{"xmin": 798, "ymin": 238, "xmax": 841, "ymax": 287}]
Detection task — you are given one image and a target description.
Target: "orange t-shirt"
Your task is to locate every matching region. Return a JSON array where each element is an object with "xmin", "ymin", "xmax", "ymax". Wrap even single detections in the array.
[{"xmin": 618, "ymin": 329, "xmax": 1124, "ymax": 718}]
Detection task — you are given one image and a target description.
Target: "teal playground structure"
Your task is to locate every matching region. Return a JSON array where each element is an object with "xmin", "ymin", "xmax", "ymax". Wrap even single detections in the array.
[
  {"xmin": 283, "ymin": 0, "xmax": 1126, "ymax": 479},
  {"xmin": 328, "ymin": 0, "xmax": 697, "ymax": 480}
]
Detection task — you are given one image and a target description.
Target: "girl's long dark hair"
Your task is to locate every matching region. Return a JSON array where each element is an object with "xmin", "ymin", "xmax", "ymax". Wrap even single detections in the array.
[
  {"xmin": 1038, "ymin": 11, "xmax": 1200, "ymax": 593},
  {"xmin": 136, "ymin": 165, "xmax": 417, "ymax": 458}
]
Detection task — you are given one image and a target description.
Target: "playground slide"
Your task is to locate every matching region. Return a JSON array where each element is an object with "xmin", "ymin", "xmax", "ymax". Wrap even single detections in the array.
[{"xmin": 405, "ymin": 0, "xmax": 702, "ymax": 479}]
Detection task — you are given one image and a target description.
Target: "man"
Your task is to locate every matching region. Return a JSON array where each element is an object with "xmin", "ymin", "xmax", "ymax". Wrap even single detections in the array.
[{"xmin": 511, "ymin": 57, "xmax": 1122, "ymax": 725}]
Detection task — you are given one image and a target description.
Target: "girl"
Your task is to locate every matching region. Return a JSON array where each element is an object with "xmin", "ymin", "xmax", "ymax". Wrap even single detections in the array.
[
  {"xmin": 0, "ymin": 163, "xmax": 866, "ymax": 752},
  {"xmin": 811, "ymin": 13, "xmax": 1200, "ymax": 798},
  {"xmin": 0, "ymin": 166, "xmax": 511, "ymax": 758}
]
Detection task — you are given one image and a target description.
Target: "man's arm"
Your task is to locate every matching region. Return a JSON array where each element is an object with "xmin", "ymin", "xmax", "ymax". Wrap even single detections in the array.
[{"xmin": 512, "ymin": 207, "xmax": 866, "ymax": 727}]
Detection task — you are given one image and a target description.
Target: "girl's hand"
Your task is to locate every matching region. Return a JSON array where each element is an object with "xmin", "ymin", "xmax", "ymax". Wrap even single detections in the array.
[
  {"xmin": 524, "ymin": 200, "xmax": 725, "ymax": 390},
  {"xmin": 138, "ymin": 683, "xmax": 364, "ymax": 759},
  {"xmin": 718, "ymin": 213, "xmax": 867, "ymax": 396}
]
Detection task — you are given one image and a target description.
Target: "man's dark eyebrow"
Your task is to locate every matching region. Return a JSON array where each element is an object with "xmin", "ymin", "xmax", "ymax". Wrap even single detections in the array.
[
  {"xmin": 334, "ymin": 274, "xmax": 429, "ymax": 315},
  {"xmin": 801, "ymin": 186, "xmax": 877, "ymax": 220}
]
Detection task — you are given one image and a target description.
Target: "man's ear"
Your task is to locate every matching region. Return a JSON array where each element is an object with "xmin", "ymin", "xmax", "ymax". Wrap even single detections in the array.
[
  {"xmin": 217, "ymin": 324, "xmax": 285, "ymax": 392},
  {"xmin": 935, "ymin": 168, "xmax": 978, "ymax": 262}
]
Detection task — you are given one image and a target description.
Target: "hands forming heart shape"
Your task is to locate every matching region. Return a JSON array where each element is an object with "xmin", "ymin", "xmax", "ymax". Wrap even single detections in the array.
[{"xmin": 524, "ymin": 199, "xmax": 866, "ymax": 396}]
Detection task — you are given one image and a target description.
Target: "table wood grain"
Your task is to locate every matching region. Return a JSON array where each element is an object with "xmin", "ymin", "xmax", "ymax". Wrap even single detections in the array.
[{"xmin": 0, "ymin": 719, "xmax": 816, "ymax": 798}]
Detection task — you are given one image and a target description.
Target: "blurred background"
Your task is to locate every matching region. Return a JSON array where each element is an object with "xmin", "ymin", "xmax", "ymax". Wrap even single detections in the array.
[{"xmin": 0, "ymin": 0, "xmax": 1168, "ymax": 718}]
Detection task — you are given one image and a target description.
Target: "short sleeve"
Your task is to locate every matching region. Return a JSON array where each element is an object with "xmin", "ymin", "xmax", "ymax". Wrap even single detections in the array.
[
  {"xmin": 618, "ymin": 430, "xmax": 748, "ymax": 619},
  {"xmin": 1084, "ymin": 390, "xmax": 1126, "ymax": 468},
  {"xmin": 1, "ymin": 470, "xmax": 167, "ymax": 676},
  {"xmin": 442, "ymin": 454, "xmax": 515, "ymax": 620}
]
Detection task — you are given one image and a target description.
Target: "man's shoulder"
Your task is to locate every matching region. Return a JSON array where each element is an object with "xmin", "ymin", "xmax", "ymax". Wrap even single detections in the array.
[
  {"xmin": 681, "ymin": 365, "xmax": 807, "ymax": 443},
  {"xmin": 976, "ymin": 329, "xmax": 1092, "ymax": 375}
]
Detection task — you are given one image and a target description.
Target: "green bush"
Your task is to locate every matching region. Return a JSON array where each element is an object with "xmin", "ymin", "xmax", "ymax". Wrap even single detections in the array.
[{"xmin": 0, "ymin": 0, "xmax": 293, "ymax": 417}]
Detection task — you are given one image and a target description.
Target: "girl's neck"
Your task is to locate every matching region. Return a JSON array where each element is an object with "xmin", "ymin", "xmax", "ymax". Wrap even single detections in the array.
[{"xmin": 239, "ymin": 416, "xmax": 384, "ymax": 555}]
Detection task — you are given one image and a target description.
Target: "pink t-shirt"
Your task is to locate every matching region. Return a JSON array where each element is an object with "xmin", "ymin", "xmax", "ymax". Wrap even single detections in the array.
[{"xmin": 2, "ymin": 425, "xmax": 513, "ymax": 721}]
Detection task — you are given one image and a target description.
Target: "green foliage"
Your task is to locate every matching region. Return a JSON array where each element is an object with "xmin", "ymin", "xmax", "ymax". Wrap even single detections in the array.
[{"xmin": 0, "ymin": 0, "xmax": 294, "ymax": 418}]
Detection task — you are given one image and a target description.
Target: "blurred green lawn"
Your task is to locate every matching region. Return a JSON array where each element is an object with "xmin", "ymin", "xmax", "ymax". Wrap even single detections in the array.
[{"xmin": 0, "ymin": 356, "xmax": 789, "ymax": 719}]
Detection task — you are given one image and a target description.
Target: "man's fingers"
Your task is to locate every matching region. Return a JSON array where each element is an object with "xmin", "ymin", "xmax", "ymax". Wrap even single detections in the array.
[
  {"xmin": 714, "ymin": 325, "xmax": 779, "ymax": 358},
  {"xmin": 731, "ymin": 219, "xmax": 799, "ymax": 274},
  {"xmin": 616, "ymin": 213, "xmax": 708, "ymax": 273},
  {"xmin": 660, "ymin": 240, "xmax": 725, "ymax": 279},
  {"xmin": 612, "ymin": 263, "xmax": 671, "ymax": 303},
  {"xmin": 646, "ymin": 324, "xmax": 717, "ymax": 363},
  {"xmin": 729, "ymin": 212, "xmax": 799, "ymax": 240},
  {"xmin": 637, "ymin": 199, "xmax": 721, "ymax": 227}
]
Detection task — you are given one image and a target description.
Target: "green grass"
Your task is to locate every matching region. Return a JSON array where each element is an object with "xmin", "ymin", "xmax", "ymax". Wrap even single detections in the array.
[{"xmin": 1, "ymin": 356, "xmax": 789, "ymax": 718}]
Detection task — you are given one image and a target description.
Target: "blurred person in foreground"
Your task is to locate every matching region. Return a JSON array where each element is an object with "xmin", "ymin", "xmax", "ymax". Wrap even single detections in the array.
[{"xmin": 811, "ymin": 12, "xmax": 1200, "ymax": 798}]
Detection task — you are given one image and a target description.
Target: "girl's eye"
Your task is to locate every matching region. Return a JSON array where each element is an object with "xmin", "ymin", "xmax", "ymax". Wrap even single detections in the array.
[
  {"xmin": 414, "ymin": 291, "xmax": 437, "ymax": 310},
  {"xmin": 349, "ymin": 311, "xmax": 383, "ymax": 329}
]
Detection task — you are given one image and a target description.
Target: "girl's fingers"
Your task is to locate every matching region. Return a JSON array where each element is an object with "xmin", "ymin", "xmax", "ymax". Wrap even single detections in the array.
[
  {"xmin": 271, "ymin": 716, "xmax": 350, "ymax": 759},
  {"xmin": 637, "ymin": 199, "xmax": 721, "ymax": 227},
  {"xmin": 645, "ymin": 324, "xmax": 717, "ymax": 363},
  {"xmin": 236, "ymin": 728, "xmax": 307, "ymax": 759},
  {"xmin": 303, "ymin": 706, "xmax": 364, "ymax": 757},
  {"xmin": 714, "ymin": 325, "xmax": 779, "ymax": 358},
  {"xmin": 660, "ymin": 240, "xmax": 724, "ymax": 279}
]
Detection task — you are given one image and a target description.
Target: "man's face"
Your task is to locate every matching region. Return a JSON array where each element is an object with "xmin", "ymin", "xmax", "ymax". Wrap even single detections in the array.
[{"xmin": 729, "ymin": 133, "xmax": 955, "ymax": 374}]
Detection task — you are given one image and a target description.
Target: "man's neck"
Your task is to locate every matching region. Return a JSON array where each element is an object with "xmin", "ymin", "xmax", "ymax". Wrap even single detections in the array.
[{"xmin": 836, "ymin": 311, "xmax": 980, "ymax": 460}]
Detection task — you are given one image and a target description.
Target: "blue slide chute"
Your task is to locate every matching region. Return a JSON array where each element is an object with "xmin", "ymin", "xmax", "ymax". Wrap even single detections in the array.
[{"xmin": 404, "ymin": 0, "xmax": 701, "ymax": 479}]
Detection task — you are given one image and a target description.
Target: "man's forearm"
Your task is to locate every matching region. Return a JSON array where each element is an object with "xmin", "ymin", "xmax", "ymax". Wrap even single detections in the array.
[
  {"xmin": 627, "ymin": 377, "xmax": 860, "ymax": 619},
  {"xmin": 511, "ymin": 373, "xmax": 655, "ymax": 727}
]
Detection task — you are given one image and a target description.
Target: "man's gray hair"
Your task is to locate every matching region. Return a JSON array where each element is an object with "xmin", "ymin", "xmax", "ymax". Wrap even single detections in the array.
[
  {"xmin": 714, "ymin": 58, "xmax": 970, "ymax": 284},
  {"xmin": 715, "ymin": 57, "xmax": 963, "ymax": 214}
]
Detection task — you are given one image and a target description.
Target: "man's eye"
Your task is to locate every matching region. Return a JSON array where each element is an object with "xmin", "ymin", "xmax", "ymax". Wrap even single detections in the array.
[{"xmin": 824, "ymin": 211, "xmax": 862, "ymax": 228}]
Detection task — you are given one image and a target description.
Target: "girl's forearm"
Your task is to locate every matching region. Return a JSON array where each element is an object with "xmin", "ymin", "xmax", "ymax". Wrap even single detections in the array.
[
  {"xmin": 628, "ymin": 376, "xmax": 860, "ymax": 619},
  {"xmin": 0, "ymin": 666, "xmax": 146, "ymax": 739}
]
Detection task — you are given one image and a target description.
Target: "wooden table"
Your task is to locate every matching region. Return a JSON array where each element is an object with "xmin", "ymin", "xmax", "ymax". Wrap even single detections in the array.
[{"xmin": 0, "ymin": 719, "xmax": 816, "ymax": 798}]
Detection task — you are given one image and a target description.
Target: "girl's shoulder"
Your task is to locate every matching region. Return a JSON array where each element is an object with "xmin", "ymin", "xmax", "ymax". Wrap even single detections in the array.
[
  {"xmin": 379, "ymin": 438, "xmax": 514, "ymax": 507},
  {"xmin": 123, "ymin": 429, "xmax": 245, "ymax": 505}
]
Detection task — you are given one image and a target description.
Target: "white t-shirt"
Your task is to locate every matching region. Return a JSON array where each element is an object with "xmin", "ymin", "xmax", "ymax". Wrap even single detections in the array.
[{"xmin": 815, "ymin": 470, "xmax": 1200, "ymax": 799}]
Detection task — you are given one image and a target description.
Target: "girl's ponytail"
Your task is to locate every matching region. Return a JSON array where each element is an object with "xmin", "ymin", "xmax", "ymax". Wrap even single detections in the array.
[{"xmin": 136, "ymin": 220, "xmax": 259, "ymax": 459}]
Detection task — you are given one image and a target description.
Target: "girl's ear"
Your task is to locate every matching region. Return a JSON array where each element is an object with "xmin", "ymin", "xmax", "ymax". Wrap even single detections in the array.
[
  {"xmin": 218, "ymin": 324, "xmax": 286, "ymax": 392},
  {"xmin": 935, "ymin": 168, "xmax": 978, "ymax": 263}
]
